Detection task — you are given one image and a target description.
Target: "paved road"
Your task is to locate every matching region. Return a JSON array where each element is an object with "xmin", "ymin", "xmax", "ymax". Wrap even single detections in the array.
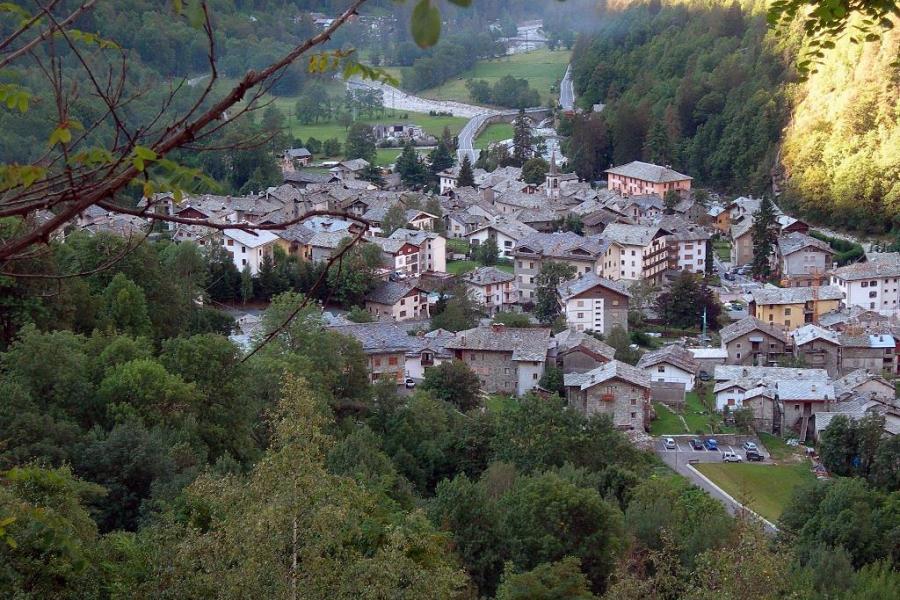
[
  {"xmin": 347, "ymin": 77, "xmax": 487, "ymax": 119},
  {"xmin": 654, "ymin": 436, "xmax": 779, "ymax": 534},
  {"xmin": 560, "ymin": 65, "xmax": 575, "ymax": 111}
]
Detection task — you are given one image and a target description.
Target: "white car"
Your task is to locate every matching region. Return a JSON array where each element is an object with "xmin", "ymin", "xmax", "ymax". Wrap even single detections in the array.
[
  {"xmin": 743, "ymin": 441, "xmax": 758, "ymax": 452},
  {"xmin": 722, "ymin": 451, "xmax": 743, "ymax": 463},
  {"xmin": 664, "ymin": 437, "xmax": 676, "ymax": 450}
]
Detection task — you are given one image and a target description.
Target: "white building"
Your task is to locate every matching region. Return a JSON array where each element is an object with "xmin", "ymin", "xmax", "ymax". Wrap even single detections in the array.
[
  {"xmin": 600, "ymin": 223, "xmax": 670, "ymax": 282},
  {"xmin": 711, "ymin": 365, "xmax": 829, "ymax": 412},
  {"xmin": 636, "ymin": 345, "xmax": 700, "ymax": 392},
  {"xmin": 222, "ymin": 228, "xmax": 279, "ymax": 275},
  {"xmin": 389, "ymin": 228, "xmax": 447, "ymax": 273},
  {"xmin": 830, "ymin": 253, "xmax": 900, "ymax": 316},
  {"xmin": 555, "ymin": 272, "xmax": 631, "ymax": 335},
  {"xmin": 468, "ymin": 218, "xmax": 538, "ymax": 259},
  {"xmin": 462, "ymin": 266, "xmax": 518, "ymax": 314}
]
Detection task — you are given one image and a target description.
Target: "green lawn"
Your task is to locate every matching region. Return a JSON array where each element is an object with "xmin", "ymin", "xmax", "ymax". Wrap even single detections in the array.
[
  {"xmin": 650, "ymin": 402, "xmax": 687, "ymax": 436},
  {"xmin": 695, "ymin": 463, "xmax": 815, "ymax": 522},
  {"xmin": 447, "ymin": 260, "xmax": 513, "ymax": 275},
  {"xmin": 419, "ymin": 48, "xmax": 571, "ymax": 106},
  {"xmin": 713, "ymin": 240, "xmax": 731, "ymax": 261},
  {"xmin": 758, "ymin": 433, "xmax": 795, "ymax": 462},
  {"xmin": 486, "ymin": 394, "xmax": 517, "ymax": 413},
  {"xmin": 475, "ymin": 123, "xmax": 514, "ymax": 149},
  {"xmin": 446, "ymin": 238, "xmax": 470, "ymax": 254}
]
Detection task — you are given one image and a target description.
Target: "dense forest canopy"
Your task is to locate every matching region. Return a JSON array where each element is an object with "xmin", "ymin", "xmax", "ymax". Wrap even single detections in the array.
[{"xmin": 571, "ymin": 0, "xmax": 899, "ymax": 233}]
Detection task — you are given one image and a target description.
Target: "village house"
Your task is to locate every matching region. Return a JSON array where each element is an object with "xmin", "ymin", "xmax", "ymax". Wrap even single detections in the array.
[
  {"xmin": 604, "ymin": 161, "xmax": 692, "ymax": 197},
  {"xmin": 445, "ymin": 325, "xmax": 551, "ymax": 396},
  {"xmin": 551, "ymin": 329, "xmax": 616, "ymax": 373},
  {"xmin": 513, "ymin": 232, "xmax": 610, "ymax": 303},
  {"xmin": 619, "ymin": 194, "xmax": 664, "ymax": 220},
  {"xmin": 814, "ymin": 395, "xmax": 900, "ymax": 442},
  {"xmin": 711, "ymin": 365, "xmax": 829, "ymax": 418},
  {"xmin": 389, "ymin": 228, "xmax": 447, "ymax": 273},
  {"xmin": 599, "ymin": 223, "xmax": 670, "ymax": 282},
  {"xmin": 462, "ymin": 266, "xmax": 518, "ymax": 314},
  {"xmin": 468, "ymin": 217, "xmax": 538, "ymax": 259},
  {"xmin": 331, "ymin": 322, "xmax": 417, "ymax": 383},
  {"xmin": 742, "ymin": 379, "xmax": 835, "ymax": 439},
  {"xmin": 834, "ymin": 368, "xmax": 896, "ymax": 403},
  {"xmin": 687, "ymin": 347, "xmax": 729, "ymax": 374},
  {"xmin": 556, "ymin": 272, "xmax": 630, "ymax": 334},
  {"xmin": 830, "ymin": 253, "xmax": 900, "ymax": 315},
  {"xmin": 364, "ymin": 280, "xmax": 429, "ymax": 321},
  {"xmin": 730, "ymin": 218, "xmax": 754, "ymax": 266},
  {"xmin": 791, "ymin": 324, "xmax": 841, "ymax": 376},
  {"xmin": 776, "ymin": 232, "xmax": 835, "ymax": 286},
  {"xmin": 581, "ymin": 207, "xmax": 632, "ymax": 235},
  {"xmin": 563, "ymin": 360, "xmax": 652, "ymax": 431},
  {"xmin": 719, "ymin": 316, "xmax": 789, "ymax": 366},
  {"xmin": 221, "ymin": 228, "xmax": 279, "ymax": 275},
  {"xmin": 658, "ymin": 217, "xmax": 710, "ymax": 273},
  {"xmin": 281, "ymin": 147, "xmax": 312, "ymax": 171},
  {"xmin": 368, "ymin": 236, "xmax": 422, "ymax": 275},
  {"xmin": 838, "ymin": 333, "xmax": 897, "ymax": 375},
  {"xmin": 750, "ymin": 285, "xmax": 844, "ymax": 331},
  {"xmin": 444, "ymin": 211, "xmax": 487, "ymax": 238},
  {"xmin": 275, "ymin": 223, "xmax": 316, "ymax": 260},
  {"xmin": 329, "ymin": 158, "xmax": 371, "ymax": 181},
  {"xmin": 306, "ymin": 230, "xmax": 357, "ymax": 263},
  {"xmin": 636, "ymin": 344, "xmax": 701, "ymax": 393}
]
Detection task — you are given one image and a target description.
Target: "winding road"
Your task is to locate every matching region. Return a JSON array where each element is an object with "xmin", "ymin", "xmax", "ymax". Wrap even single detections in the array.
[{"xmin": 560, "ymin": 65, "xmax": 575, "ymax": 111}]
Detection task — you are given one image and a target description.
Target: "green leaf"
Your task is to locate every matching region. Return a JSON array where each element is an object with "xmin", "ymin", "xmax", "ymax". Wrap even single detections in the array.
[
  {"xmin": 186, "ymin": 0, "xmax": 205, "ymax": 29},
  {"xmin": 411, "ymin": 0, "xmax": 440, "ymax": 48},
  {"xmin": 134, "ymin": 146, "xmax": 158, "ymax": 161},
  {"xmin": 171, "ymin": 0, "xmax": 183, "ymax": 14}
]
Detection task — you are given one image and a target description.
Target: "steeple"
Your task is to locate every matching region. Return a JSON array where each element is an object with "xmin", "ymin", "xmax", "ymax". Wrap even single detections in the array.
[{"xmin": 546, "ymin": 148, "xmax": 560, "ymax": 198}]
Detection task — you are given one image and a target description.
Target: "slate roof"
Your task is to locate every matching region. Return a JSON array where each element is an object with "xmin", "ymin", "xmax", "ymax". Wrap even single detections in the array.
[
  {"xmin": 777, "ymin": 232, "xmax": 833, "ymax": 257},
  {"xmin": 284, "ymin": 170, "xmax": 336, "ymax": 185},
  {"xmin": 470, "ymin": 217, "xmax": 537, "ymax": 241},
  {"xmin": 389, "ymin": 228, "xmax": 441, "ymax": 246},
  {"xmin": 833, "ymin": 369, "xmax": 894, "ymax": 397},
  {"xmin": 368, "ymin": 236, "xmax": 407, "ymax": 254},
  {"xmin": 719, "ymin": 317, "xmax": 789, "ymax": 344},
  {"xmin": 554, "ymin": 329, "xmax": 616, "ymax": 361},
  {"xmin": 838, "ymin": 333, "xmax": 896, "ymax": 348},
  {"xmin": 636, "ymin": 344, "xmax": 700, "ymax": 374},
  {"xmin": 285, "ymin": 147, "xmax": 311, "ymax": 158},
  {"xmin": 276, "ymin": 223, "xmax": 316, "ymax": 244},
  {"xmin": 792, "ymin": 324, "xmax": 840, "ymax": 346},
  {"xmin": 601, "ymin": 223, "xmax": 666, "ymax": 247},
  {"xmin": 557, "ymin": 272, "xmax": 631, "ymax": 300},
  {"xmin": 832, "ymin": 253, "xmax": 900, "ymax": 280},
  {"xmin": 307, "ymin": 230, "xmax": 354, "ymax": 250},
  {"xmin": 223, "ymin": 228, "xmax": 279, "ymax": 248},
  {"xmin": 332, "ymin": 322, "xmax": 417, "ymax": 354},
  {"xmin": 750, "ymin": 285, "xmax": 844, "ymax": 305},
  {"xmin": 365, "ymin": 279, "xmax": 422, "ymax": 305},
  {"xmin": 463, "ymin": 266, "xmax": 516, "ymax": 286},
  {"xmin": 514, "ymin": 231, "xmax": 609, "ymax": 258},
  {"xmin": 713, "ymin": 365, "xmax": 828, "ymax": 382},
  {"xmin": 744, "ymin": 380, "xmax": 835, "ymax": 401},
  {"xmin": 563, "ymin": 360, "xmax": 651, "ymax": 390},
  {"xmin": 604, "ymin": 161, "xmax": 692, "ymax": 183},
  {"xmin": 446, "ymin": 326, "xmax": 551, "ymax": 362}
]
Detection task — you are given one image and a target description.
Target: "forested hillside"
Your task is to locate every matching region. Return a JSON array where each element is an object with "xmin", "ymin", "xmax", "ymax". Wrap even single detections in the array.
[{"xmin": 571, "ymin": 0, "xmax": 900, "ymax": 233}]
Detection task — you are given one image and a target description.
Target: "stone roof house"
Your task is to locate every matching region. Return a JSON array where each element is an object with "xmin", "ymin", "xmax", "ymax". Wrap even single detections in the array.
[
  {"xmin": 718, "ymin": 317, "xmax": 789, "ymax": 366},
  {"xmin": 563, "ymin": 360, "xmax": 652, "ymax": 430}
]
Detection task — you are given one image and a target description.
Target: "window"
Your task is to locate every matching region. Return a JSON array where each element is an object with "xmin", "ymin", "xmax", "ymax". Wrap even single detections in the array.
[
  {"xmin": 577, "ymin": 313, "xmax": 584, "ymax": 319},
  {"xmin": 770, "ymin": 343, "xmax": 776, "ymax": 349},
  {"xmin": 241, "ymin": 246, "xmax": 246, "ymax": 253},
  {"xmin": 577, "ymin": 300, "xmax": 584, "ymax": 307},
  {"xmin": 861, "ymin": 281, "xmax": 869, "ymax": 288},
  {"xmin": 612, "ymin": 300, "xmax": 619, "ymax": 306},
  {"xmin": 737, "ymin": 343, "xmax": 742, "ymax": 348},
  {"xmin": 784, "ymin": 307, "xmax": 791, "ymax": 316},
  {"xmin": 631, "ymin": 250, "xmax": 636, "ymax": 256},
  {"xmin": 630, "ymin": 412, "xmax": 636, "ymax": 419},
  {"xmin": 388, "ymin": 356, "xmax": 398, "ymax": 366},
  {"xmin": 373, "ymin": 358, "xmax": 381, "ymax": 367},
  {"xmin": 226, "ymin": 239, "xmax": 233, "ymax": 246},
  {"xmin": 869, "ymin": 291, "xmax": 878, "ymax": 298},
  {"xmin": 504, "ymin": 368, "xmax": 510, "ymax": 374},
  {"xmin": 657, "ymin": 366, "xmax": 665, "ymax": 373},
  {"xmin": 785, "ymin": 319, "xmax": 790, "ymax": 327},
  {"xmin": 584, "ymin": 266, "xmax": 590, "ymax": 273},
  {"xmin": 795, "ymin": 404, "xmax": 800, "ymax": 411},
  {"xmin": 736, "ymin": 352, "xmax": 741, "ymax": 359},
  {"xmin": 870, "ymin": 280, "xmax": 877, "ymax": 286},
  {"xmin": 517, "ymin": 261, "xmax": 522, "ymax": 268},
  {"xmin": 631, "ymin": 398, "xmax": 637, "ymax": 405},
  {"xmin": 504, "ymin": 240, "xmax": 512, "ymax": 248},
  {"xmin": 532, "ymin": 372, "xmax": 538, "ymax": 380},
  {"xmin": 399, "ymin": 311, "xmax": 406, "ymax": 317},
  {"xmin": 529, "ymin": 262, "xmax": 534, "ymax": 269}
]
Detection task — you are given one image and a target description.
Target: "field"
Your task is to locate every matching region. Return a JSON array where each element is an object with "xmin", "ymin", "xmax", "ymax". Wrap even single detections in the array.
[
  {"xmin": 650, "ymin": 403, "xmax": 686, "ymax": 436},
  {"xmin": 419, "ymin": 49, "xmax": 571, "ymax": 106},
  {"xmin": 475, "ymin": 123, "xmax": 514, "ymax": 149},
  {"xmin": 447, "ymin": 260, "xmax": 514, "ymax": 275},
  {"xmin": 695, "ymin": 463, "xmax": 815, "ymax": 522},
  {"xmin": 757, "ymin": 433, "xmax": 796, "ymax": 462},
  {"xmin": 713, "ymin": 239, "xmax": 732, "ymax": 262}
]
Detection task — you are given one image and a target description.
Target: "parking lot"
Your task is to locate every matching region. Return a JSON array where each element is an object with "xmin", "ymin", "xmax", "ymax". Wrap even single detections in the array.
[{"xmin": 655, "ymin": 435, "xmax": 769, "ymax": 464}]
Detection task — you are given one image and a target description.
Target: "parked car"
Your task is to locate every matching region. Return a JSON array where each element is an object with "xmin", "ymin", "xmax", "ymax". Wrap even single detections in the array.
[
  {"xmin": 698, "ymin": 370, "xmax": 711, "ymax": 381},
  {"xmin": 664, "ymin": 437, "xmax": 676, "ymax": 450},
  {"xmin": 404, "ymin": 377, "xmax": 416, "ymax": 389},
  {"xmin": 690, "ymin": 438, "xmax": 705, "ymax": 451},
  {"xmin": 723, "ymin": 272, "xmax": 735, "ymax": 281},
  {"xmin": 746, "ymin": 449, "xmax": 765, "ymax": 462},
  {"xmin": 722, "ymin": 451, "xmax": 742, "ymax": 463},
  {"xmin": 704, "ymin": 438, "xmax": 719, "ymax": 451},
  {"xmin": 743, "ymin": 441, "xmax": 758, "ymax": 452}
]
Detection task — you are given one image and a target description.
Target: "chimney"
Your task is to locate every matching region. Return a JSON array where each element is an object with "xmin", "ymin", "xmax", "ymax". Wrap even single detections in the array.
[
  {"xmin": 742, "ymin": 368, "xmax": 748, "ymax": 377},
  {"xmin": 811, "ymin": 384, "xmax": 817, "ymax": 392},
  {"xmin": 491, "ymin": 323, "xmax": 505, "ymax": 333}
]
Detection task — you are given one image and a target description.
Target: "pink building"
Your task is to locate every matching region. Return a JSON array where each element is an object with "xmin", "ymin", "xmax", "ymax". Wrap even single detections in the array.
[{"xmin": 605, "ymin": 161, "xmax": 692, "ymax": 197}]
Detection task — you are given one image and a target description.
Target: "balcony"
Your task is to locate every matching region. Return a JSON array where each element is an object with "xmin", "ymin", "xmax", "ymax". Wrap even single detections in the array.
[{"xmin": 601, "ymin": 393, "xmax": 615, "ymax": 402}]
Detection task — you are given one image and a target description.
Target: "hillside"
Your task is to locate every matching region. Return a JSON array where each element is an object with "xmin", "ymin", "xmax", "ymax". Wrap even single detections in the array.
[{"xmin": 570, "ymin": 0, "xmax": 900, "ymax": 234}]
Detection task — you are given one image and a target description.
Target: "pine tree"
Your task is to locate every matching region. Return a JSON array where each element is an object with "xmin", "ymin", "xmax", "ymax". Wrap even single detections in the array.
[
  {"xmin": 751, "ymin": 196, "xmax": 779, "ymax": 280},
  {"xmin": 457, "ymin": 155, "xmax": 475, "ymax": 188},
  {"xmin": 428, "ymin": 142, "xmax": 455, "ymax": 177},
  {"xmin": 512, "ymin": 109, "xmax": 534, "ymax": 166},
  {"xmin": 240, "ymin": 265, "xmax": 253, "ymax": 304},
  {"xmin": 440, "ymin": 126, "xmax": 456, "ymax": 151},
  {"xmin": 643, "ymin": 120, "xmax": 672, "ymax": 165},
  {"xmin": 396, "ymin": 141, "xmax": 427, "ymax": 188}
]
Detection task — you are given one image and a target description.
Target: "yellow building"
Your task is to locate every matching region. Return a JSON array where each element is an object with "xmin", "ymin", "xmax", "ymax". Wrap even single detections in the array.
[{"xmin": 750, "ymin": 286, "xmax": 844, "ymax": 332}]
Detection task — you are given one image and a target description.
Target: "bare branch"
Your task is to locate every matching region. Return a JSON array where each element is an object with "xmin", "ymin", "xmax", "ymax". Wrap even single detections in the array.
[{"xmin": 0, "ymin": 0, "xmax": 98, "ymax": 70}]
